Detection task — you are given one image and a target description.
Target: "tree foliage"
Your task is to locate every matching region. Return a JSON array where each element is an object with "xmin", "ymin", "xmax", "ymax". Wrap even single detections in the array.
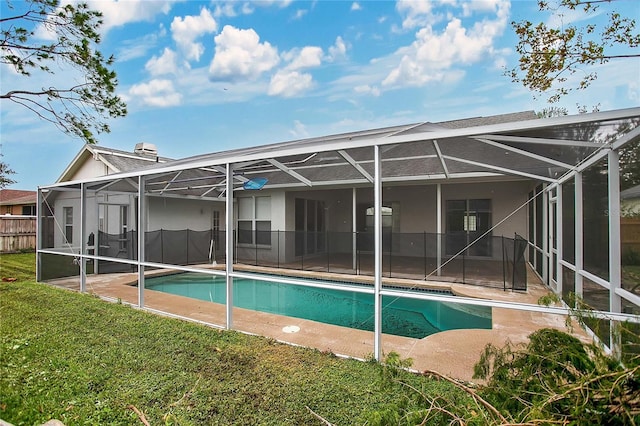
[
  {"xmin": 360, "ymin": 329, "xmax": 640, "ymax": 425},
  {"xmin": 0, "ymin": 158, "xmax": 16, "ymax": 189},
  {"xmin": 0, "ymin": 0, "xmax": 127, "ymax": 144},
  {"xmin": 509, "ymin": 0, "xmax": 640, "ymax": 103},
  {"xmin": 474, "ymin": 328, "xmax": 639, "ymax": 425}
]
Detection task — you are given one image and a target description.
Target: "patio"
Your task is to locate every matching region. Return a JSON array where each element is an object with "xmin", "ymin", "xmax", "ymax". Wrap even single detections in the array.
[{"xmin": 46, "ymin": 263, "xmax": 580, "ymax": 382}]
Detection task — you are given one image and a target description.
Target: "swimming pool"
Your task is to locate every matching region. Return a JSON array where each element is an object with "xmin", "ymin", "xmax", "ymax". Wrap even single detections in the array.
[{"xmin": 146, "ymin": 273, "xmax": 491, "ymax": 339}]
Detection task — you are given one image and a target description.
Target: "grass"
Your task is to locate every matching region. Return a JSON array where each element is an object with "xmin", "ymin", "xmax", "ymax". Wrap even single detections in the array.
[{"xmin": 0, "ymin": 253, "xmax": 468, "ymax": 425}]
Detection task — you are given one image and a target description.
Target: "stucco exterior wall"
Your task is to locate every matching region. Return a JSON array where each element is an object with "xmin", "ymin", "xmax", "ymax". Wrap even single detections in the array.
[{"xmin": 147, "ymin": 197, "xmax": 226, "ymax": 231}]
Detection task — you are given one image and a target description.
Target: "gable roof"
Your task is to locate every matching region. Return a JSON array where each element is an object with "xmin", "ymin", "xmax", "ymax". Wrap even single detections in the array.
[
  {"xmin": 622, "ymin": 184, "xmax": 640, "ymax": 200},
  {"xmin": 0, "ymin": 189, "xmax": 37, "ymax": 206},
  {"xmin": 43, "ymin": 108, "xmax": 640, "ymax": 201},
  {"xmin": 57, "ymin": 144, "xmax": 173, "ymax": 183}
]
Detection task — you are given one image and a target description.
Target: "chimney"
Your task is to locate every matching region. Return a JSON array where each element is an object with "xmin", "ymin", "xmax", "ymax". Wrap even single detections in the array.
[{"xmin": 134, "ymin": 142, "xmax": 158, "ymax": 157}]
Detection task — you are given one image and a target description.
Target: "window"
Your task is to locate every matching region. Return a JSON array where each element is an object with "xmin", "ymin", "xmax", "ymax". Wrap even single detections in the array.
[
  {"xmin": 446, "ymin": 199, "xmax": 491, "ymax": 256},
  {"xmin": 237, "ymin": 196, "xmax": 271, "ymax": 245},
  {"xmin": 294, "ymin": 198, "xmax": 326, "ymax": 256},
  {"xmin": 22, "ymin": 205, "xmax": 36, "ymax": 216},
  {"xmin": 63, "ymin": 207, "xmax": 73, "ymax": 244},
  {"xmin": 365, "ymin": 206, "xmax": 394, "ymax": 229}
]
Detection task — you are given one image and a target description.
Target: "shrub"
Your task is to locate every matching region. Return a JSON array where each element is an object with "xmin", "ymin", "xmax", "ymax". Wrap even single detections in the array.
[{"xmin": 623, "ymin": 248, "xmax": 640, "ymax": 266}]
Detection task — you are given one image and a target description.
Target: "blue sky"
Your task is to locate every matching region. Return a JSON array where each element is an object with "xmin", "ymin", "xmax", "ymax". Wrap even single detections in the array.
[{"xmin": 2, "ymin": 0, "xmax": 639, "ymax": 190}]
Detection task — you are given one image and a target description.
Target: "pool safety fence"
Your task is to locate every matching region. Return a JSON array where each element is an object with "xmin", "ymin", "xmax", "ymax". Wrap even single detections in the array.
[{"xmin": 87, "ymin": 229, "xmax": 527, "ymax": 290}]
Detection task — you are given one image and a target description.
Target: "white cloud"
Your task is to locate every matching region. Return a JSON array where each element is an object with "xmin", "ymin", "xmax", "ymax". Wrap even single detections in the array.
[
  {"xmin": 383, "ymin": 0, "xmax": 510, "ymax": 87},
  {"xmin": 128, "ymin": 79, "xmax": 182, "ymax": 107},
  {"xmin": 88, "ymin": 0, "xmax": 175, "ymax": 32},
  {"xmin": 272, "ymin": 45, "xmax": 328, "ymax": 96},
  {"xmin": 32, "ymin": 0, "xmax": 174, "ymax": 40},
  {"xmin": 492, "ymin": 56, "xmax": 507, "ymax": 71},
  {"xmin": 351, "ymin": 2, "xmax": 361, "ymax": 11},
  {"xmin": 209, "ymin": 26, "xmax": 280, "ymax": 82},
  {"xmin": 285, "ymin": 46, "xmax": 323, "ymax": 70},
  {"xmin": 354, "ymin": 85, "xmax": 381, "ymax": 97},
  {"xmin": 327, "ymin": 36, "xmax": 347, "ymax": 62},
  {"xmin": 395, "ymin": 0, "xmax": 436, "ymax": 30},
  {"xmin": 268, "ymin": 70, "xmax": 313, "ymax": 97},
  {"xmin": 293, "ymin": 9, "xmax": 308, "ymax": 20},
  {"xmin": 289, "ymin": 120, "xmax": 309, "ymax": 138},
  {"xmin": 251, "ymin": 0, "xmax": 293, "ymax": 8},
  {"xmin": 171, "ymin": 8, "xmax": 218, "ymax": 62},
  {"xmin": 145, "ymin": 48, "xmax": 180, "ymax": 76},
  {"xmin": 462, "ymin": 0, "xmax": 506, "ymax": 17},
  {"xmin": 116, "ymin": 31, "xmax": 165, "ymax": 62},
  {"xmin": 214, "ymin": 2, "xmax": 237, "ymax": 18}
]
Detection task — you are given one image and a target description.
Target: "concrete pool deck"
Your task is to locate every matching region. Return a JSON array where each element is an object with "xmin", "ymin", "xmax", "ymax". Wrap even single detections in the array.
[{"xmin": 46, "ymin": 265, "xmax": 586, "ymax": 382}]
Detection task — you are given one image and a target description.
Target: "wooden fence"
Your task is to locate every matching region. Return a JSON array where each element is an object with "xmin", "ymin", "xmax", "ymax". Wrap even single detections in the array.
[
  {"xmin": 622, "ymin": 217, "xmax": 640, "ymax": 254},
  {"xmin": 0, "ymin": 216, "xmax": 36, "ymax": 253}
]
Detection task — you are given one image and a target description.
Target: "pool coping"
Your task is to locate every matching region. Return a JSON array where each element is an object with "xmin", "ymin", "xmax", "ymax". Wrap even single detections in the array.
[{"xmin": 44, "ymin": 264, "xmax": 587, "ymax": 382}]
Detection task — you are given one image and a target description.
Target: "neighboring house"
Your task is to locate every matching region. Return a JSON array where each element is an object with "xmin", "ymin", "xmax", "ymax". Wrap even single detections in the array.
[
  {"xmin": 621, "ymin": 184, "xmax": 640, "ymax": 217},
  {"xmin": 0, "ymin": 189, "xmax": 37, "ymax": 215},
  {"xmin": 0, "ymin": 189, "xmax": 38, "ymax": 252}
]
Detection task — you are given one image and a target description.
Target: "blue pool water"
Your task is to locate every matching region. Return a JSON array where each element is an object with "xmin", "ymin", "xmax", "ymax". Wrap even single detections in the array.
[{"xmin": 146, "ymin": 273, "xmax": 491, "ymax": 339}]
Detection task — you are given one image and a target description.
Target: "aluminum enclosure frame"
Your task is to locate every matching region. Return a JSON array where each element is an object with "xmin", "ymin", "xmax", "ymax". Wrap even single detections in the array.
[{"xmin": 37, "ymin": 107, "xmax": 640, "ymax": 360}]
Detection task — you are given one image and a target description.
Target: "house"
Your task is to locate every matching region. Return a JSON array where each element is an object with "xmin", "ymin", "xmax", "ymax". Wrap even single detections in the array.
[
  {"xmin": 621, "ymin": 184, "xmax": 640, "ymax": 217},
  {"xmin": 45, "ymin": 111, "xmax": 539, "ymax": 283},
  {"xmin": 0, "ymin": 189, "xmax": 36, "ymax": 215},
  {"xmin": 37, "ymin": 107, "xmax": 640, "ymax": 359},
  {"xmin": 0, "ymin": 189, "xmax": 38, "ymax": 252}
]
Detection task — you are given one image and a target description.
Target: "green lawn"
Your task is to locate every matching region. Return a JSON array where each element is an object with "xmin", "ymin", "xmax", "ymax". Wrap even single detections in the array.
[{"xmin": 0, "ymin": 253, "xmax": 469, "ymax": 425}]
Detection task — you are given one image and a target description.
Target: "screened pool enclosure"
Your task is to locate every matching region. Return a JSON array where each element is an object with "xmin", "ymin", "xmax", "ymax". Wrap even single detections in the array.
[{"xmin": 37, "ymin": 108, "xmax": 640, "ymax": 361}]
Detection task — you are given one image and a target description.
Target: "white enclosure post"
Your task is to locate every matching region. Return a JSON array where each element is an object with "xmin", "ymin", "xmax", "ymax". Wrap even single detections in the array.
[
  {"xmin": 556, "ymin": 183, "xmax": 563, "ymax": 297},
  {"xmin": 226, "ymin": 163, "xmax": 234, "ymax": 329},
  {"xmin": 138, "ymin": 176, "xmax": 146, "ymax": 308},
  {"xmin": 94, "ymin": 196, "xmax": 100, "ymax": 274},
  {"xmin": 352, "ymin": 187, "xmax": 357, "ymax": 271},
  {"xmin": 36, "ymin": 188, "xmax": 43, "ymax": 282},
  {"xmin": 608, "ymin": 150, "xmax": 622, "ymax": 355},
  {"xmin": 436, "ymin": 183, "xmax": 442, "ymax": 276},
  {"xmin": 80, "ymin": 183, "xmax": 87, "ymax": 292},
  {"xmin": 575, "ymin": 172, "xmax": 583, "ymax": 302},
  {"xmin": 373, "ymin": 145, "xmax": 383, "ymax": 361},
  {"xmin": 542, "ymin": 186, "xmax": 548, "ymax": 284}
]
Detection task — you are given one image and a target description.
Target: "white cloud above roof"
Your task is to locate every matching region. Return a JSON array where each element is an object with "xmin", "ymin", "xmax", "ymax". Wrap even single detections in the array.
[
  {"xmin": 146, "ymin": 48, "xmax": 180, "ymax": 76},
  {"xmin": 395, "ymin": 0, "xmax": 437, "ymax": 30},
  {"xmin": 268, "ymin": 70, "xmax": 314, "ymax": 97},
  {"xmin": 170, "ymin": 8, "xmax": 218, "ymax": 62},
  {"xmin": 89, "ymin": 0, "xmax": 175, "ymax": 31},
  {"xmin": 327, "ymin": 37, "xmax": 347, "ymax": 62},
  {"xmin": 127, "ymin": 79, "xmax": 182, "ymax": 107},
  {"xmin": 284, "ymin": 46, "xmax": 323, "ymax": 70},
  {"xmin": 209, "ymin": 25, "xmax": 280, "ymax": 82},
  {"xmin": 289, "ymin": 120, "xmax": 310, "ymax": 138},
  {"xmin": 383, "ymin": 0, "xmax": 510, "ymax": 87}
]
